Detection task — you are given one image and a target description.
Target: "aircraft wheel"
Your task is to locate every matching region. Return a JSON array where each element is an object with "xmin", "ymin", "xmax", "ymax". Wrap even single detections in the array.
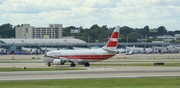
[
  {"xmin": 84, "ymin": 62, "xmax": 90, "ymax": 67},
  {"xmin": 61, "ymin": 61, "xmax": 65, "ymax": 65},
  {"xmin": 48, "ymin": 62, "xmax": 51, "ymax": 67},
  {"xmin": 70, "ymin": 63, "xmax": 76, "ymax": 67}
]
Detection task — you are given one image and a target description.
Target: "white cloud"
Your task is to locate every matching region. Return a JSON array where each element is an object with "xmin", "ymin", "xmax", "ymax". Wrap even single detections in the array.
[{"xmin": 0, "ymin": 0, "xmax": 180, "ymax": 30}]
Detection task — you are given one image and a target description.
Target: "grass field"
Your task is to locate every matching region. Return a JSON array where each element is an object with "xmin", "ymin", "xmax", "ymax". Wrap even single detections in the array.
[{"xmin": 0, "ymin": 77, "xmax": 180, "ymax": 88}]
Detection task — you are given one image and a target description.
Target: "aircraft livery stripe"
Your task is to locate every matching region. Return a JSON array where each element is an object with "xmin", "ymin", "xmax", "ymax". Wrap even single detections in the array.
[
  {"xmin": 57, "ymin": 54, "xmax": 115, "ymax": 60},
  {"xmin": 107, "ymin": 32, "xmax": 118, "ymax": 47},
  {"xmin": 111, "ymin": 32, "xmax": 119, "ymax": 38}
]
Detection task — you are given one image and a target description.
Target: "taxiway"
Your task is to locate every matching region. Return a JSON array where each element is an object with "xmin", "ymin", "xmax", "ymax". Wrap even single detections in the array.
[
  {"xmin": 0, "ymin": 54, "xmax": 180, "ymax": 81},
  {"xmin": 0, "ymin": 66, "xmax": 180, "ymax": 81}
]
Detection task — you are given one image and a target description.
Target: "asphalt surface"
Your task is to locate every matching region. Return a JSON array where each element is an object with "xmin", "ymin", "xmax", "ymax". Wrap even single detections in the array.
[
  {"xmin": 0, "ymin": 66, "xmax": 180, "ymax": 81},
  {"xmin": 0, "ymin": 54, "xmax": 180, "ymax": 81}
]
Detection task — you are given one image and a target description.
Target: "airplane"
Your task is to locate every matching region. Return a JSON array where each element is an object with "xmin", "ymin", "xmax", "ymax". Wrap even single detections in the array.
[
  {"xmin": 41, "ymin": 26, "xmax": 120, "ymax": 67},
  {"xmin": 126, "ymin": 45, "xmax": 135, "ymax": 55},
  {"xmin": 22, "ymin": 47, "xmax": 40, "ymax": 54},
  {"xmin": 117, "ymin": 45, "xmax": 135, "ymax": 55},
  {"xmin": 153, "ymin": 46, "xmax": 179, "ymax": 53},
  {"xmin": 126, "ymin": 46, "xmax": 153, "ymax": 54}
]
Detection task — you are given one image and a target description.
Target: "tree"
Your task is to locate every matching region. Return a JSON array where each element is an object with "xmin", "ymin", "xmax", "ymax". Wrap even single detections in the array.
[
  {"xmin": 0, "ymin": 23, "xmax": 15, "ymax": 38},
  {"xmin": 166, "ymin": 31, "xmax": 174, "ymax": 36},
  {"xmin": 174, "ymin": 30, "xmax": 180, "ymax": 34},
  {"xmin": 90, "ymin": 24, "xmax": 99, "ymax": 30},
  {"xmin": 157, "ymin": 26, "xmax": 167, "ymax": 35},
  {"xmin": 120, "ymin": 26, "xmax": 134, "ymax": 36},
  {"xmin": 143, "ymin": 25, "xmax": 150, "ymax": 37},
  {"xmin": 119, "ymin": 35, "xmax": 126, "ymax": 42},
  {"xmin": 89, "ymin": 25, "xmax": 105, "ymax": 42},
  {"xmin": 128, "ymin": 32, "xmax": 140, "ymax": 42},
  {"xmin": 102, "ymin": 25, "xmax": 108, "ymax": 30},
  {"xmin": 62, "ymin": 27, "xmax": 71, "ymax": 36}
]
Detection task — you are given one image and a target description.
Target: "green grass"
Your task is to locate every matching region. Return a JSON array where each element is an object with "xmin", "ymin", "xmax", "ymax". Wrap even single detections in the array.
[
  {"xmin": 0, "ymin": 67, "xmax": 86, "ymax": 72},
  {"xmin": 0, "ymin": 77, "xmax": 180, "ymax": 88}
]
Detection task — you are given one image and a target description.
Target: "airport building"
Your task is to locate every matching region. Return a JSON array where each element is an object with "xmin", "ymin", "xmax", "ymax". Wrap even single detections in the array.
[
  {"xmin": 0, "ymin": 37, "xmax": 171, "ymax": 54},
  {"xmin": 157, "ymin": 35, "xmax": 176, "ymax": 42},
  {"xmin": 15, "ymin": 24, "xmax": 63, "ymax": 39},
  {"xmin": 0, "ymin": 38, "xmax": 87, "ymax": 54}
]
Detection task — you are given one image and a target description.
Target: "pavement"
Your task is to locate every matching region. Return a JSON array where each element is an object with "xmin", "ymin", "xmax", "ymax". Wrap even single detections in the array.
[
  {"xmin": 0, "ymin": 54, "xmax": 180, "ymax": 81},
  {"xmin": 0, "ymin": 66, "xmax": 180, "ymax": 81}
]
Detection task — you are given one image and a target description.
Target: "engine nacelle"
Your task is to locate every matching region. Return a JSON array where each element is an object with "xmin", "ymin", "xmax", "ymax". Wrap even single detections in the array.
[
  {"xmin": 53, "ymin": 59, "xmax": 62, "ymax": 65},
  {"xmin": 53, "ymin": 59, "xmax": 65, "ymax": 65}
]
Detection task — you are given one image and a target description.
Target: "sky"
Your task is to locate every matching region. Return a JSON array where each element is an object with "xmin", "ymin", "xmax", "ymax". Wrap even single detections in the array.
[{"xmin": 0, "ymin": 0, "xmax": 180, "ymax": 31}]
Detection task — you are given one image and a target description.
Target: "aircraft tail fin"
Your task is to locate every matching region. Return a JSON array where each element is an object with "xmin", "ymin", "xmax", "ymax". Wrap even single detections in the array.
[
  {"xmin": 128, "ymin": 45, "xmax": 135, "ymax": 54},
  {"xmin": 102, "ymin": 26, "xmax": 120, "ymax": 52}
]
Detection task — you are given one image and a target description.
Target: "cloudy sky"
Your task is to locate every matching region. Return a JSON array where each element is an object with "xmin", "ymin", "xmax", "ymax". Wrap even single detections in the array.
[{"xmin": 0, "ymin": 0, "xmax": 180, "ymax": 31}]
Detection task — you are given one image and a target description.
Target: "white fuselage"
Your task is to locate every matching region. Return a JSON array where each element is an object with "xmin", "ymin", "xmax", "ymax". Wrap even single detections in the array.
[{"xmin": 42, "ymin": 48, "xmax": 116, "ymax": 63}]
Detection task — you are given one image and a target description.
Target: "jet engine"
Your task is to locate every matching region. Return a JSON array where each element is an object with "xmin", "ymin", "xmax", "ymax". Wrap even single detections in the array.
[{"xmin": 53, "ymin": 59, "xmax": 64, "ymax": 65}]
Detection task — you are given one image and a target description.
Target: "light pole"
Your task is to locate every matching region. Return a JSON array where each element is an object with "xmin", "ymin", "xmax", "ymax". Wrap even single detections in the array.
[
  {"xmin": 144, "ymin": 35, "xmax": 147, "ymax": 48},
  {"xmin": 126, "ymin": 35, "xmax": 128, "ymax": 53},
  {"xmin": 144, "ymin": 35, "xmax": 147, "ymax": 53},
  {"xmin": 56, "ymin": 42, "xmax": 60, "ymax": 50},
  {"xmin": 88, "ymin": 35, "xmax": 90, "ymax": 49}
]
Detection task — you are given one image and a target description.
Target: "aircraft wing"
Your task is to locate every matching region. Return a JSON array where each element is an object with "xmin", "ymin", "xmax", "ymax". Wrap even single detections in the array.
[
  {"xmin": 45, "ymin": 54, "xmax": 87, "ymax": 63},
  {"xmin": 59, "ymin": 57, "xmax": 85, "ymax": 63},
  {"xmin": 59, "ymin": 57, "xmax": 70, "ymax": 61}
]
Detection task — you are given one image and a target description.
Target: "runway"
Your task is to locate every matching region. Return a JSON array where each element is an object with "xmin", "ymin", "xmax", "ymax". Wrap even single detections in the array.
[{"xmin": 0, "ymin": 66, "xmax": 180, "ymax": 81}]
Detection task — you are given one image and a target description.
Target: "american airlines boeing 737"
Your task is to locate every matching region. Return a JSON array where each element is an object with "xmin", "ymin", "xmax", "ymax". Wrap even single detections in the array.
[{"xmin": 41, "ymin": 26, "xmax": 120, "ymax": 67}]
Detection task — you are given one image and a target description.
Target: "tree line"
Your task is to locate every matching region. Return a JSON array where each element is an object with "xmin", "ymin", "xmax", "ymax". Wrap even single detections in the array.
[
  {"xmin": 63, "ymin": 24, "xmax": 179, "ymax": 43},
  {"xmin": 0, "ymin": 23, "xmax": 180, "ymax": 43}
]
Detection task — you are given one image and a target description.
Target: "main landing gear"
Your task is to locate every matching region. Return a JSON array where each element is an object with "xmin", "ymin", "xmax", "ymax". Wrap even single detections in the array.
[
  {"xmin": 70, "ymin": 62, "xmax": 76, "ymax": 67},
  {"xmin": 70, "ymin": 62, "xmax": 90, "ymax": 67},
  {"xmin": 48, "ymin": 62, "xmax": 51, "ymax": 67},
  {"xmin": 84, "ymin": 62, "xmax": 90, "ymax": 67}
]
